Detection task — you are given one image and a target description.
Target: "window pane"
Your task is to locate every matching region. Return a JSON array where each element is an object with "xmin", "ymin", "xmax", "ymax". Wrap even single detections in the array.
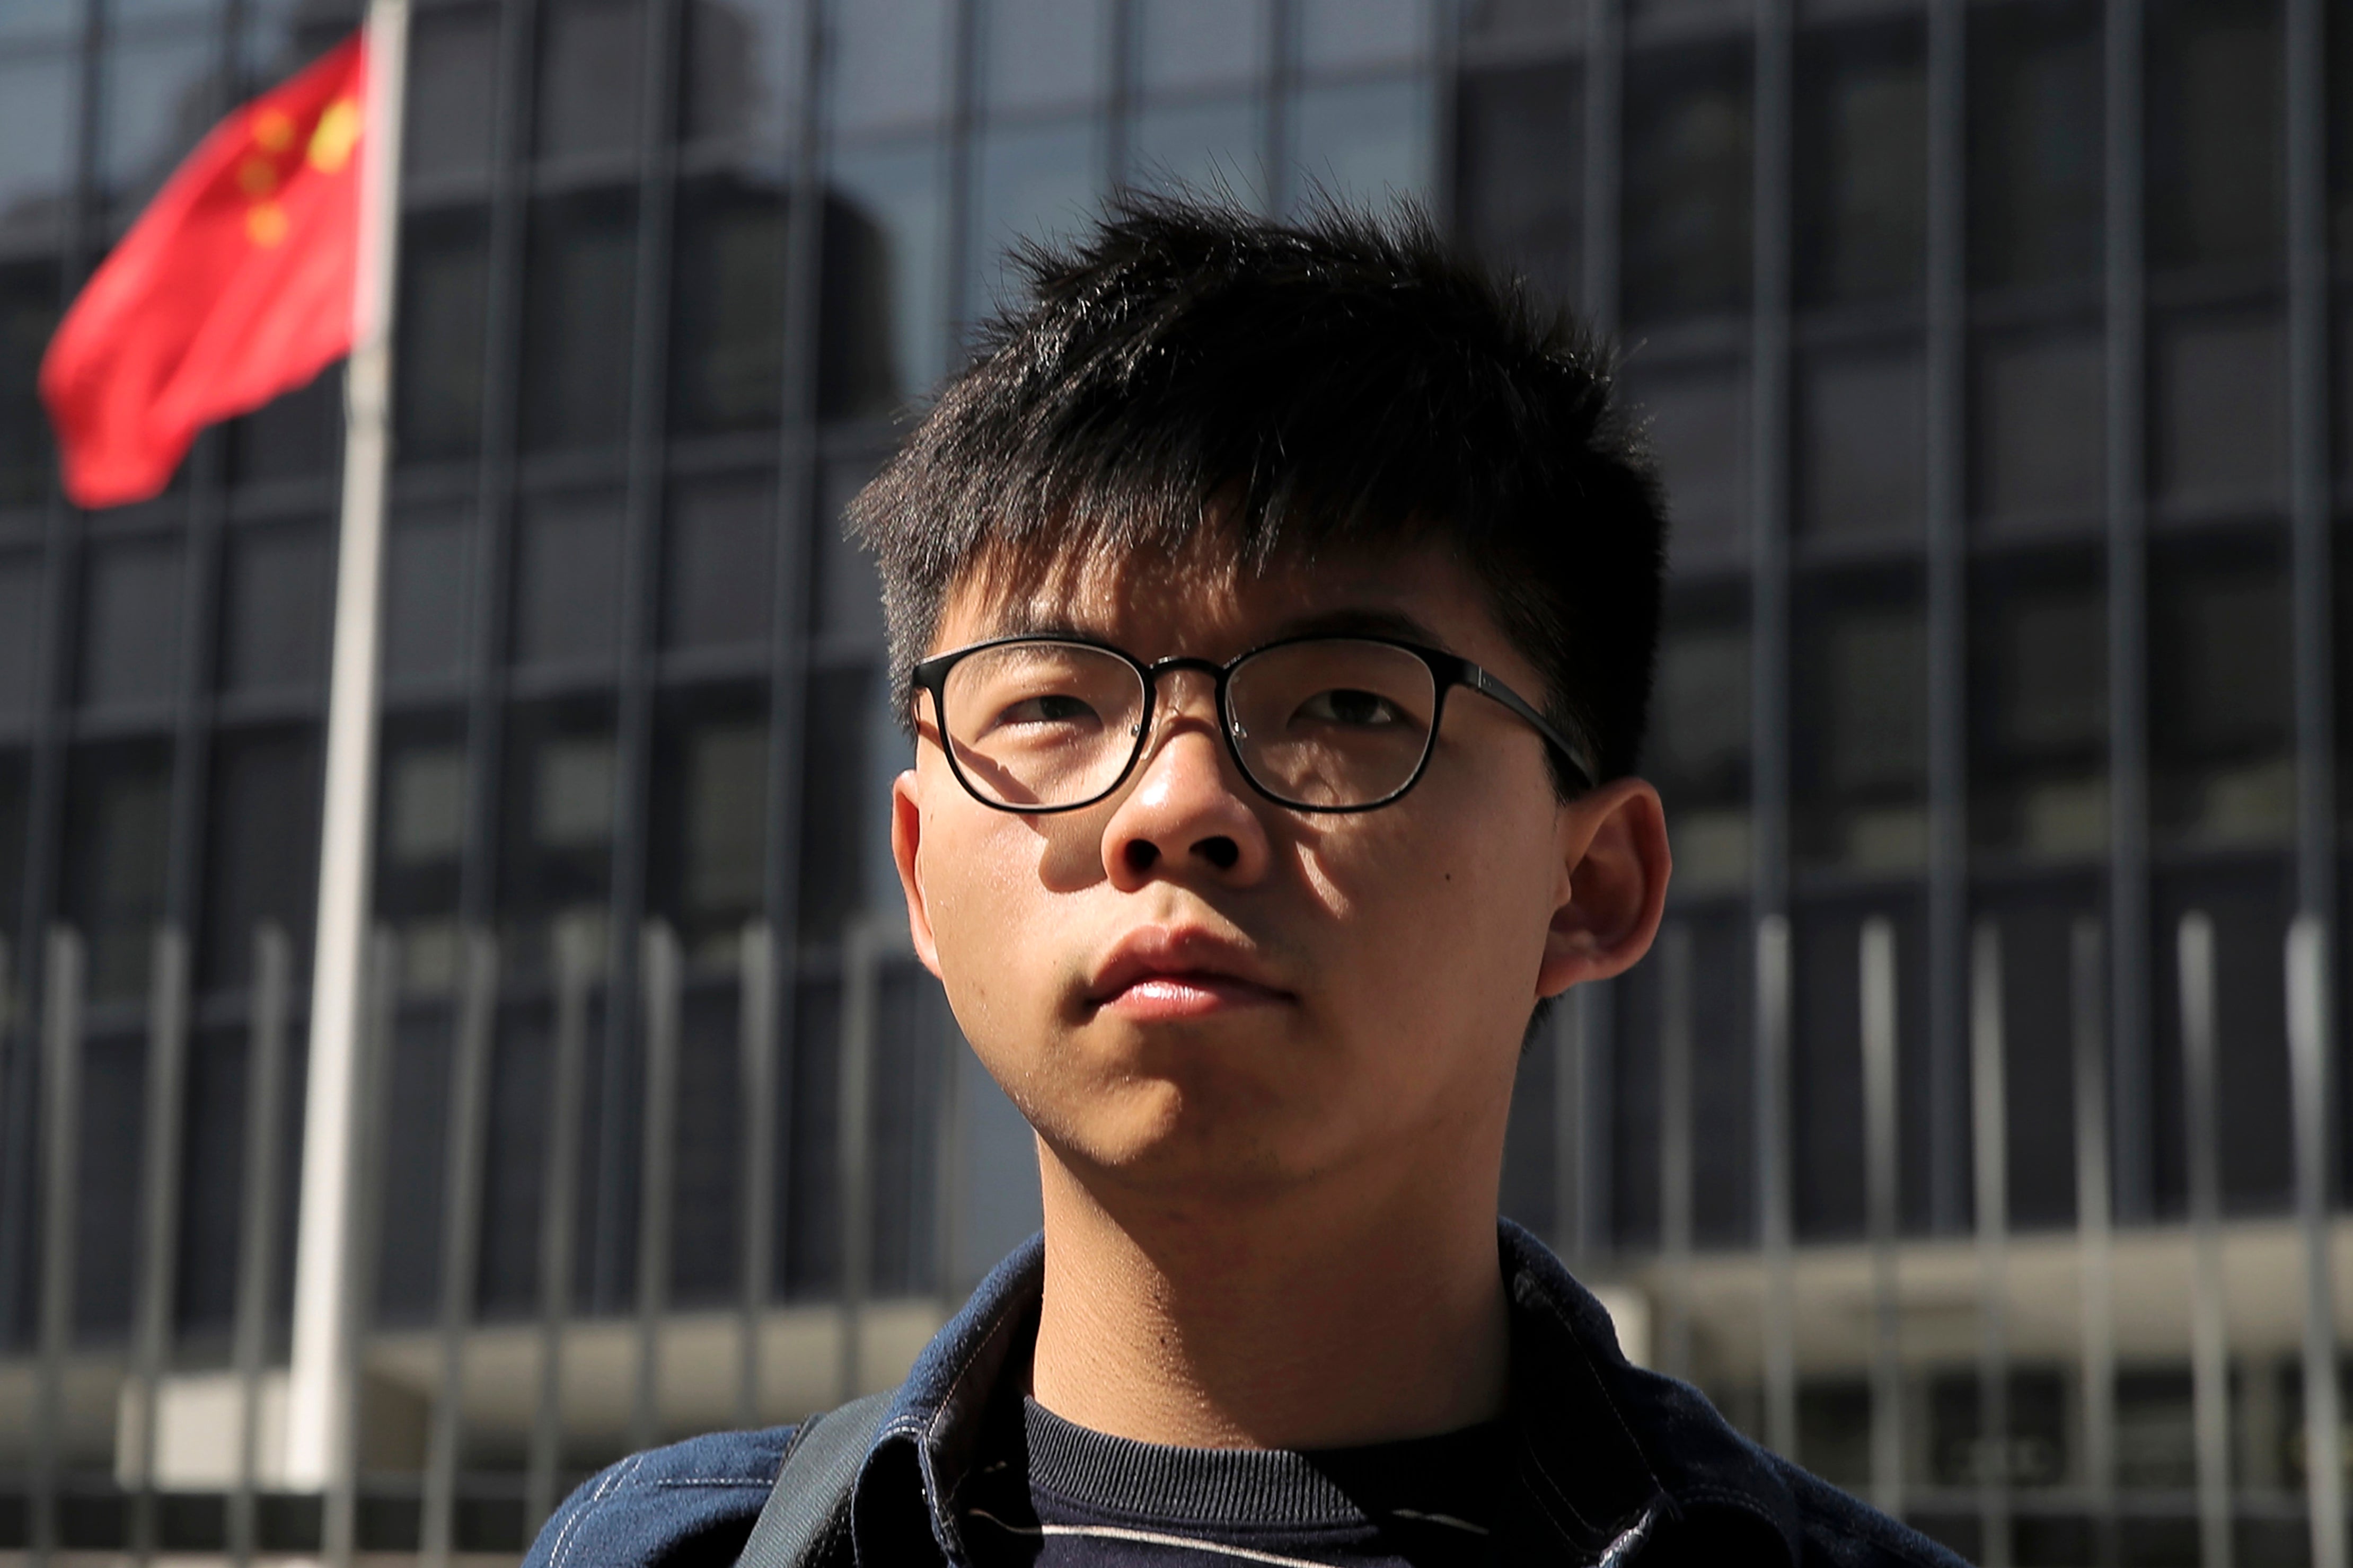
[
  {"xmin": 673, "ymin": 178, "xmax": 788, "ymax": 435},
  {"xmin": 385, "ymin": 505, "xmax": 474, "ymax": 683},
  {"xmin": 500, "ymin": 701, "xmax": 616, "ymax": 983},
  {"xmin": 1126, "ymin": 96, "xmax": 1266, "ymax": 210},
  {"xmin": 653, "ymin": 695, "xmax": 769, "ymax": 958},
  {"xmin": 969, "ymin": 118, "xmax": 1100, "ymax": 322},
  {"xmin": 1, "ymin": 262, "xmax": 60, "ymax": 506},
  {"xmin": 1796, "ymin": 349, "xmax": 1925, "ymax": 541},
  {"xmin": 228, "ymin": 371, "xmax": 340, "ymax": 484},
  {"xmin": 81, "ymin": 537, "xmax": 182, "ymax": 708},
  {"xmin": 2147, "ymin": 0, "xmax": 2283, "ymax": 272},
  {"xmin": 219, "ymin": 522, "xmax": 330, "ymax": 694},
  {"xmin": 537, "ymin": 0, "xmax": 647, "ymax": 159},
  {"xmin": 1297, "ymin": 0, "xmax": 1428, "ymax": 73},
  {"xmin": 101, "ymin": 33, "xmax": 221, "ymax": 207},
  {"xmin": 0, "ymin": 54, "xmax": 75, "ymax": 240},
  {"xmin": 396, "ymin": 208, "xmax": 490, "ymax": 461},
  {"xmin": 407, "ymin": 5, "xmax": 499, "ymax": 180},
  {"xmin": 797, "ymin": 667, "xmax": 893, "ymax": 940},
  {"xmin": 684, "ymin": 0, "xmax": 802, "ymax": 152},
  {"xmin": 1456, "ymin": 64, "xmax": 1580, "ymax": 308},
  {"xmin": 387, "ymin": 736, "xmax": 466, "ymax": 867},
  {"xmin": 815, "ymin": 453, "xmax": 886, "ymax": 644},
  {"xmin": 2152, "ymin": 537, "xmax": 2292, "ymax": 848},
  {"xmin": 2154, "ymin": 311, "xmax": 2287, "ymax": 513},
  {"xmin": 241, "ymin": 0, "xmax": 366, "ymax": 81},
  {"xmin": 665, "ymin": 475, "xmax": 776, "ymax": 651},
  {"xmin": 1968, "ymin": 3, "xmax": 2101, "ymax": 289},
  {"xmin": 520, "ymin": 192, "xmax": 638, "ymax": 450},
  {"xmin": 1975, "ymin": 329, "xmax": 2104, "ymax": 528},
  {"xmin": 1795, "ymin": 25, "xmax": 1925, "ymax": 306},
  {"xmin": 1649, "ymin": 597, "xmax": 1751, "ymax": 892},
  {"xmin": 116, "ymin": 0, "xmax": 218, "ymax": 23},
  {"xmin": 823, "ymin": 140, "xmax": 947, "ymax": 415},
  {"xmin": 1623, "ymin": 47, "xmax": 1752, "ymax": 323},
  {"xmin": 1970, "ymin": 552, "xmax": 2107, "ymax": 862},
  {"xmin": 826, "ymin": 0, "xmax": 953, "ymax": 137},
  {"xmin": 1464, "ymin": 0, "xmax": 1585, "ymax": 51},
  {"xmin": 375, "ymin": 713, "xmax": 466, "ymax": 989},
  {"xmin": 64, "ymin": 741, "xmax": 172, "ymax": 1001},
  {"xmin": 2337, "ymin": 10, "xmax": 2353, "ymax": 273},
  {"xmin": 0, "ymin": 750, "xmax": 25, "ymax": 958},
  {"xmin": 0, "ymin": 0, "xmax": 79, "ymax": 42},
  {"xmin": 513, "ymin": 490, "xmax": 624, "ymax": 666},
  {"xmin": 1285, "ymin": 76, "xmax": 1431, "ymax": 217},
  {"xmin": 1623, "ymin": 362, "xmax": 1749, "ymax": 566},
  {"xmin": 1793, "ymin": 578, "xmax": 1927, "ymax": 871},
  {"xmin": 1134, "ymin": 0, "xmax": 1268, "ymax": 97},
  {"xmin": 200, "ymin": 728, "xmax": 320, "ymax": 989},
  {"xmin": 0, "ymin": 554, "xmax": 41, "ymax": 721},
  {"xmin": 982, "ymin": 0, "xmax": 1108, "ymax": 116}
]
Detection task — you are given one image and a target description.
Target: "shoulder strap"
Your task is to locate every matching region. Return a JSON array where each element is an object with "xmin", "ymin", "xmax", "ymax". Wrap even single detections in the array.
[{"xmin": 735, "ymin": 1392, "xmax": 895, "ymax": 1568}]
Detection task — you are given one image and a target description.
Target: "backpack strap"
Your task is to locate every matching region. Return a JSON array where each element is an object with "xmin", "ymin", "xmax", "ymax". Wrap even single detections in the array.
[{"xmin": 735, "ymin": 1392, "xmax": 894, "ymax": 1568}]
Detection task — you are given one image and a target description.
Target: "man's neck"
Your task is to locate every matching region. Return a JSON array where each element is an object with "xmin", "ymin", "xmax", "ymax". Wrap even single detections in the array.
[{"xmin": 1024, "ymin": 1147, "xmax": 1512, "ymax": 1452}]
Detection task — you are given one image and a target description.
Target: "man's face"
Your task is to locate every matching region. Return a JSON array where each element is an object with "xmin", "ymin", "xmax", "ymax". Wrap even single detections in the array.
[{"xmin": 892, "ymin": 534, "xmax": 1660, "ymax": 1207}]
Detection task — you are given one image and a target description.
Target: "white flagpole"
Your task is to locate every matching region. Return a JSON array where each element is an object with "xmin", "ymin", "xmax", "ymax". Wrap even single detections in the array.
[{"xmin": 284, "ymin": 0, "xmax": 409, "ymax": 1491}]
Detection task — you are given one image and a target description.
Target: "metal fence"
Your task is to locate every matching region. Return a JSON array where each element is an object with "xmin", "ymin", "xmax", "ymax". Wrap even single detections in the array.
[
  {"xmin": 1603, "ymin": 910, "xmax": 2352, "ymax": 1567},
  {"xmin": 0, "ymin": 911, "xmax": 979, "ymax": 1565},
  {"xmin": 4, "ymin": 905, "xmax": 2352, "ymax": 1566}
]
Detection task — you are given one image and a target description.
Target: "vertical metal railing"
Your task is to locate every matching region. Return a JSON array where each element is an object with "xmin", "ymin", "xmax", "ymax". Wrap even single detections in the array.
[
  {"xmin": 421, "ymin": 930, "xmax": 498, "ymax": 1568},
  {"xmin": 323, "ymin": 930, "xmax": 398, "ymax": 1568},
  {"xmin": 836, "ymin": 918, "xmax": 885, "ymax": 1405},
  {"xmin": 30, "ymin": 926, "xmax": 82, "ymax": 1568},
  {"xmin": 1757, "ymin": 914, "xmax": 1797, "ymax": 1458},
  {"xmin": 526, "ymin": 917, "xmax": 596, "ymax": 1530},
  {"xmin": 2288, "ymin": 917, "xmax": 2347, "ymax": 1568},
  {"xmin": 632, "ymin": 922, "xmax": 682, "ymax": 1452},
  {"xmin": 738, "ymin": 920, "xmax": 781, "ymax": 1429},
  {"xmin": 125, "ymin": 929, "xmax": 191, "ymax": 1566},
  {"xmin": 1658, "ymin": 924, "xmax": 1695, "ymax": 1381},
  {"xmin": 1970, "ymin": 922, "xmax": 2013, "ymax": 1567},
  {"xmin": 2073, "ymin": 917, "xmax": 2119, "ymax": 1567},
  {"xmin": 2178, "ymin": 913, "xmax": 2235, "ymax": 1568},
  {"xmin": 230, "ymin": 925, "xmax": 293, "ymax": 1568},
  {"xmin": 1568, "ymin": 981, "xmax": 1614, "ymax": 1269},
  {"xmin": 1860, "ymin": 917, "xmax": 1903, "ymax": 1519}
]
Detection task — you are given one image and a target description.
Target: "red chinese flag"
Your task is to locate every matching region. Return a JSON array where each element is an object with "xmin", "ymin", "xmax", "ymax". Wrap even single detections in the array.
[{"xmin": 40, "ymin": 36, "xmax": 367, "ymax": 509}]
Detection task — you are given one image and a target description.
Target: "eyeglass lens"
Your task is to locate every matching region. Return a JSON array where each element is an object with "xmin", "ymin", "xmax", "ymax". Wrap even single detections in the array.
[{"xmin": 939, "ymin": 639, "xmax": 1442, "ymax": 810}]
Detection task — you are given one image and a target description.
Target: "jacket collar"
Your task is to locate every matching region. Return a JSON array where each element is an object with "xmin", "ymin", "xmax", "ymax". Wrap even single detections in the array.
[{"xmin": 846, "ymin": 1220, "xmax": 1801, "ymax": 1567}]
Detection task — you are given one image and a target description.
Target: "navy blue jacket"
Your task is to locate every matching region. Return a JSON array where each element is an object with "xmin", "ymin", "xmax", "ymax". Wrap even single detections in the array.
[{"xmin": 522, "ymin": 1221, "xmax": 1970, "ymax": 1566}]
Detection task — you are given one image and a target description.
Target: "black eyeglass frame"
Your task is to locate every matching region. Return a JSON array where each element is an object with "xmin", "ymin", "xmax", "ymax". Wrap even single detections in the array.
[{"xmin": 907, "ymin": 632, "xmax": 1600, "ymax": 816}]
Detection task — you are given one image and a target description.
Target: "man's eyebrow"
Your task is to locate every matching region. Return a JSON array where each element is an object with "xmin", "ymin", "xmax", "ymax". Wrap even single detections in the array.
[
  {"xmin": 1268, "ymin": 607, "xmax": 1443, "ymax": 645},
  {"xmin": 972, "ymin": 605, "xmax": 1445, "ymax": 646},
  {"xmin": 980, "ymin": 609, "xmax": 1096, "ymax": 640}
]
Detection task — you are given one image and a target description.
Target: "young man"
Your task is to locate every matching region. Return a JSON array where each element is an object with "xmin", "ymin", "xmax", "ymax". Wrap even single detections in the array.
[{"xmin": 523, "ymin": 200, "xmax": 1966, "ymax": 1567}]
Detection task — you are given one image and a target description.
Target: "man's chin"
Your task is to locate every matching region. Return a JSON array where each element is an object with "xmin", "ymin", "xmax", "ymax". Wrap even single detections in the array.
[{"xmin": 1032, "ymin": 1077, "xmax": 1343, "ymax": 1201}]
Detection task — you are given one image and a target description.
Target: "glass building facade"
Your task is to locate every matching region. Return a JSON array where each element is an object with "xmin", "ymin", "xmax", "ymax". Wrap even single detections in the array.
[{"xmin": 0, "ymin": 0, "xmax": 2349, "ymax": 1560}]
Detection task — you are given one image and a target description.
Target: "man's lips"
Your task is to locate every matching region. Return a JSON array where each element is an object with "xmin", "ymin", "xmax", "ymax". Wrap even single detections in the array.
[{"xmin": 1086, "ymin": 928, "xmax": 1294, "ymax": 1018}]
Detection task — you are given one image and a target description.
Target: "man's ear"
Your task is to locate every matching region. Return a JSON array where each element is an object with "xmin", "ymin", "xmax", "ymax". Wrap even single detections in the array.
[
  {"xmin": 891, "ymin": 768, "xmax": 946, "ymax": 981},
  {"xmin": 1536, "ymin": 777, "xmax": 1671, "ymax": 998}
]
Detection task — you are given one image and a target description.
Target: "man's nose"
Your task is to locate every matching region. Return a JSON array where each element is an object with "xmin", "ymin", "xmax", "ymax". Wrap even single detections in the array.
[{"xmin": 1100, "ymin": 670, "xmax": 1272, "ymax": 885}]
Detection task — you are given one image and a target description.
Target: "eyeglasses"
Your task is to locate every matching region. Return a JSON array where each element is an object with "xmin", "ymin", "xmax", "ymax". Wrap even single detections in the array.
[{"xmin": 909, "ymin": 633, "xmax": 1598, "ymax": 814}]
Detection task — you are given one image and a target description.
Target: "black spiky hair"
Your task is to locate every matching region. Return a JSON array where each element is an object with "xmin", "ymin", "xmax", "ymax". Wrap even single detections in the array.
[{"xmin": 849, "ymin": 191, "xmax": 1667, "ymax": 790}]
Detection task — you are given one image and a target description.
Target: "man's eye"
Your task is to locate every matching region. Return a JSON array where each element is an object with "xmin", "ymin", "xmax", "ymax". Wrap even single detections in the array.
[
  {"xmin": 999, "ymin": 693, "xmax": 1099, "ymax": 728},
  {"xmin": 1297, "ymin": 688, "xmax": 1400, "ymax": 727}
]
